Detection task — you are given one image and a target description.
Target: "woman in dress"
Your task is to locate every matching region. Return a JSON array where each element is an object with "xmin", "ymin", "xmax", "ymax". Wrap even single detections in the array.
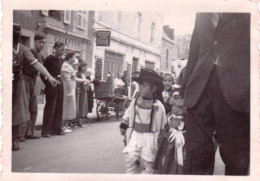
[
  {"xmin": 12, "ymin": 24, "xmax": 60, "ymax": 150},
  {"xmin": 61, "ymin": 52, "xmax": 89, "ymax": 132}
]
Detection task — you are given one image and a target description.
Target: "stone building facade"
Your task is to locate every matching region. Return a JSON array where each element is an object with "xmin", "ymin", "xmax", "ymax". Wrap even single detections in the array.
[
  {"xmin": 91, "ymin": 11, "xmax": 164, "ymax": 83},
  {"xmin": 13, "ymin": 10, "xmax": 94, "ymax": 101}
]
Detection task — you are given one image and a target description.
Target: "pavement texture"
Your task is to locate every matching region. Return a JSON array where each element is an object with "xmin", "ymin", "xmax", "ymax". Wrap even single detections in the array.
[
  {"xmin": 12, "ymin": 118, "xmax": 126, "ymax": 173},
  {"xmin": 35, "ymin": 102, "xmax": 98, "ymax": 128},
  {"xmin": 12, "ymin": 117, "xmax": 225, "ymax": 174}
]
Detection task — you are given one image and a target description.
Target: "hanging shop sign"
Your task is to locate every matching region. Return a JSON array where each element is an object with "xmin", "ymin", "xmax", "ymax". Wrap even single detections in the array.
[{"xmin": 96, "ymin": 31, "xmax": 111, "ymax": 46}]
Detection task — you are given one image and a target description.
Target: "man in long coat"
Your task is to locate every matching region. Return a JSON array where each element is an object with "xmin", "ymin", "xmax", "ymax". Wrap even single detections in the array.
[{"xmin": 180, "ymin": 13, "xmax": 250, "ymax": 175}]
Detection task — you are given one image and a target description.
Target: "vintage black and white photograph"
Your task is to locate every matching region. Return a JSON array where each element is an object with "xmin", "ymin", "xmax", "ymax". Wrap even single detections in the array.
[{"xmin": 1, "ymin": 0, "xmax": 259, "ymax": 180}]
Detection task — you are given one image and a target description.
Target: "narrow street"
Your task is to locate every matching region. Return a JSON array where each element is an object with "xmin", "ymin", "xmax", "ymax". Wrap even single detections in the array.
[
  {"xmin": 12, "ymin": 117, "xmax": 225, "ymax": 174},
  {"xmin": 12, "ymin": 118, "xmax": 126, "ymax": 173}
]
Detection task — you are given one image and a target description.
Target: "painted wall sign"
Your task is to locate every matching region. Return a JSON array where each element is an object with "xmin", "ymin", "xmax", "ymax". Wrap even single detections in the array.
[{"xmin": 96, "ymin": 31, "xmax": 111, "ymax": 46}]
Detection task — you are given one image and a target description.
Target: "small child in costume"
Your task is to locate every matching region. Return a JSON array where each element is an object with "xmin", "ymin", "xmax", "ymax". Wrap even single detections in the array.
[
  {"xmin": 153, "ymin": 83, "xmax": 186, "ymax": 174},
  {"xmin": 119, "ymin": 68, "xmax": 167, "ymax": 174},
  {"xmin": 162, "ymin": 73, "xmax": 175, "ymax": 114}
]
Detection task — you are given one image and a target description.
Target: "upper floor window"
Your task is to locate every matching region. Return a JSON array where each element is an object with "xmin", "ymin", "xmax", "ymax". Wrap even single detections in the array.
[
  {"xmin": 136, "ymin": 12, "xmax": 142, "ymax": 35},
  {"xmin": 165, "ymin": 48, "xmax": 169, "ymax": 69},
  {"xmin": 113, "ymin": 12, "xmax": 122, "ymax": 23},
  {"xmin": 98, "ymin": 12, "xmax": 102, "ymax": 21},
  {"xmin": 150, "ymin": 22, "xmax": 155, "ymax": 43},
  {"xmin": 64, "ymin": 11, "xmax": 71, "ymax": 24},
  {"xmin": 113, "ymin": 12, "xmax": 122, "ymax": 29},
  {"xmin": 77, "ymin": 11, "xmax": 88, "ymax": 29},
  {"xmin": 118, "ymin": 12, "xmax": 122, "ymax": 24},
  {"xmin": 48, "ymin": 10, "xmax": 62, "ymax": 21}
]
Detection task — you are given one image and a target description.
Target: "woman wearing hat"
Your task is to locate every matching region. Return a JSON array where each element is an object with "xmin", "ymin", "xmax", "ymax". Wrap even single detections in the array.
[
  {"xmin": 61, "ymin": 52, "xmax": 90, "ymax": 132},
  {"xmin": 119, "ymin": 68, "xmax": 167, "ymax": 174},
  {"xmin": 12, "ymin": 24, "xmax": 60, "ymax": 150}
]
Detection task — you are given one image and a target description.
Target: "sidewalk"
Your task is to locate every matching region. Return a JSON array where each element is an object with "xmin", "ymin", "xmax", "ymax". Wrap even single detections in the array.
[{"xmin": 35, "ymin": 101, "xmax": 98, "ymax": 129}]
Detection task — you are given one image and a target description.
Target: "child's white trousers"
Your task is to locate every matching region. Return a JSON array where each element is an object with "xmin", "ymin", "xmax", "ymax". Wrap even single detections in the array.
[{"xmin": 123, "ymin": 130, "xmax": 159, "ymax": 174}]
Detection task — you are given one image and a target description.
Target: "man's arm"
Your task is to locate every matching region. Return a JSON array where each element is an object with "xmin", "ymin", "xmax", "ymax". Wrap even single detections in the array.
[
  {"xmin": 33, "ymin": 62, "xmax": 60, "ymax": 86},
  {"xmin": 23, "ymin": 47, "xmax": 59, "ymax": 86}
]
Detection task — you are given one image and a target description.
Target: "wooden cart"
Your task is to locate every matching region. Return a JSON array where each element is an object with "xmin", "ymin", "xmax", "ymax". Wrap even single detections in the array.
[{"xmin": 94, "ymin": 82, "xmax": 132, "ymax": 120}]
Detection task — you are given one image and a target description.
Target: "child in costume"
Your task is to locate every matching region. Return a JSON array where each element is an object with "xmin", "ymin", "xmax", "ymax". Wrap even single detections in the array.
[
  {"xmin": 162, "ymin": 73, "xmax": 175, "ymax": 114},
  {"xmin": 119, "ymin": 68, "xmax": 167, "ymax": 174},
  {"xmin": 153, "ymin": 83, "xmax": 186, "ymax": 174}
]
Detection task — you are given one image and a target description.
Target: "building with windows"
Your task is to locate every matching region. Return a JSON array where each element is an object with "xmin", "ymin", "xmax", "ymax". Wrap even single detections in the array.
[
  {"xmin": 13, "ymin": 10, "xmax": 94, "ymax": 101},
  {"xmin": 160, "ymin": 25, "xmax": 178, "ymax": 75},
  {"xmin": 175, "ymin": 34, "xmax": 191, "ymax": 59},
  {"xmin": 91, "ymin": 11, "xmax": 163, "ymax": 82},
  {"xmin": 13, "ymin": 10, "xmax": 166, "ymax": 97},
  {"xmin": 13, "ymin": 10, "xmax": 94, "ymax": 62},
  {"xmin": 167, "ymin": 33, "xmax": 191, "ymax": 78}
]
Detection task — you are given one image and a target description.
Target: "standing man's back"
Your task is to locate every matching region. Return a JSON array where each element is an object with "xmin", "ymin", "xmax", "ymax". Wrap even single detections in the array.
[{"xmin": 180, "ymin": 13, "xmax": 250, "ymax": 175}]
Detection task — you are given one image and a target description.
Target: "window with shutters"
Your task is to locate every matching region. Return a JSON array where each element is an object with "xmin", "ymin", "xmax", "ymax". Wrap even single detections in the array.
[
  {"xmin": 135, "ymin": 12, "xmax": 142, "ymax": 36},
  {"xmin": 145, "ymin": 61, "xmax": 155, "ymax": 70},
  {"xmin": 113, "ymin": 12, "xmax": 122, "ymax": 29},
  {"xmin": 48, "ymin": 10, "xmax": 62, "ymax": 21},
  {"xmin": 165, "ymin": 48, "xmax": 169, "ymax": 69},
  {"xmin": 77, "ymin": 11, "xmax": 88, "ymax": 29},
  {"xmin": 64, "ymin": 10, "xmax": 71, "ymax": 24},
  {"xmin": 150, "ymin": 22, "xmax": 155, "ymax": 43}
]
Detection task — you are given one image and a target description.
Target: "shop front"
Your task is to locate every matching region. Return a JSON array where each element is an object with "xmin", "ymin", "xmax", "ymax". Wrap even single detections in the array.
[
  {"xmin": 44, "ymin": 30, "xmax": 89, "ymax": 60},
  {"xmin": 35, "ymin": 29, "xmax": 91, "ymax": 103},
  {"xmin": 145, "ymin": 60, "xmax": 155, "ymax": 70},
  {"xmin": 103, "ymin": 51, "xmax": 124, "ymax": 80}
]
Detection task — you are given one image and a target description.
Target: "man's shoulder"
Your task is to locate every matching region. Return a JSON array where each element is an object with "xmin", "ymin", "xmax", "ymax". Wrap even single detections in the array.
[
  {"xmin": 31, "ymin": 49, "xmax": 44, "ymax": 59},
  {"xmin": 20, "ymin": 43, "xmax": 29, "ymax": 50},
  {"xmin": 19, "ymin": 44, "xmax": 31, "ymax": 54}
]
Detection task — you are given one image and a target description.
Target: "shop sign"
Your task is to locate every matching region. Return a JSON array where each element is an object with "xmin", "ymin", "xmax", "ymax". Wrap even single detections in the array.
[
  {"xmin": 96, "ymin": 31, "xmax": 111, "ymax": 46},
  {"xmin": 53, "ymin": 35, "xmax": 82, "ymax": 50}
]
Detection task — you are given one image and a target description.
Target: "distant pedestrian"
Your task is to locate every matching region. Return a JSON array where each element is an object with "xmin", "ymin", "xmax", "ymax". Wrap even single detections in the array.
[
  {"xmin": 161, "ymin": 73, "xmax": 175, "ymax": 114},
  {"xmin": 131, "ymin": 80, "xmax": 139, "ymax": 98},
  {"xmin": 106, "ymin": 72, "xmax": 114, "ymax": 95},
  {"xmin": 121, "ymin": 70, "xmax": 128, "ymax": 96},
  {"xmin": 131, "ymin": 71, "xmax": 140, "ymax": 98},
  {"xmin": 114, "ymin": 73, "xmax": 125, "ymax": 95},
  {"xmin": 86, "ymin": 68, "xmax": 94, "ymax": 113},
  {"xmin": 119, "ymin": 68, "xmax": 167, "ymax": 174}
]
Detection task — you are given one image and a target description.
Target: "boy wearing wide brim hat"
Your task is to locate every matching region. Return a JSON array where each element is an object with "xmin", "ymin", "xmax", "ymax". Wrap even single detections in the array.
[{"xmin": 119, "ymin": 68, "xmax": 167, "ymax": 174}]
